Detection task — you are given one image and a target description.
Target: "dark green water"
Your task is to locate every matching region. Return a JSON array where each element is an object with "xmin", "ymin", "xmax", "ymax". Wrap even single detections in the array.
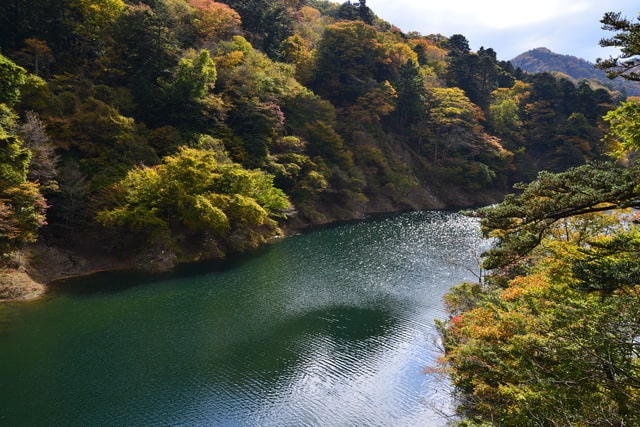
[{"xmin": 0, "ymin": 211, "xmax": 484, "ymax": 426}]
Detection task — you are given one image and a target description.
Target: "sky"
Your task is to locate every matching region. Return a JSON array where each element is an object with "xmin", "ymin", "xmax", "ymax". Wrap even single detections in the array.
[{"xmin": 368, "ymin": 0, "xmax": 640, "ymax": 62}]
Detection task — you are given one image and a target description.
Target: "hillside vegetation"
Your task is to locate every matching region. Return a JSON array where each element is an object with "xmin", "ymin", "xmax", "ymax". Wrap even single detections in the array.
[
  {"xmin": 437, "ymin": 10, "xmax": 640, "ymax": 425},
  {"xmin": 511, "ymin": 47, "xmax": 640, "ymax": 96},
  {"xmin": 3, "ymin": 2, "xmax": 640, "ymax": 424},
  {"xmin": 0, "ymin": 0, "xmax": 624, "ymax": 296}
]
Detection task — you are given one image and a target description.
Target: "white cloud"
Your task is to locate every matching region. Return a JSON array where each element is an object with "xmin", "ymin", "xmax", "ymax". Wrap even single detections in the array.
[{"xmin": 367, "ymin": 0, "xmax": 639, "ymax": 61}]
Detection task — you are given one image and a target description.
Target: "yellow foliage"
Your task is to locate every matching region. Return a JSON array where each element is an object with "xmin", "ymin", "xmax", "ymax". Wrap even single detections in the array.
[
  {"xmin": 502, "ymin": 273, "xmax": 550, "ymax": 301},
  {"xmin": 190, "ymin": 0, "xmax": 242, "ymax": 43}
]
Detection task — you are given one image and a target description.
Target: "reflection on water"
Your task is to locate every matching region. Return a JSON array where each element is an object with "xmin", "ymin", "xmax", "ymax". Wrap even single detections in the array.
[{"xmin": 0, "ymin": 211, "xmax": 484, "ymax": 426}]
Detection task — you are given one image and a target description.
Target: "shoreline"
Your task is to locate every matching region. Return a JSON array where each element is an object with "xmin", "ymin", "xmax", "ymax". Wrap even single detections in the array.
[
  {"xmin": 1, "ymin": 192, "xmax": 499, "ymax": 303},
  {"xmin": 0, "ymin": 270, "xmax": 47, "ymax": 302}
]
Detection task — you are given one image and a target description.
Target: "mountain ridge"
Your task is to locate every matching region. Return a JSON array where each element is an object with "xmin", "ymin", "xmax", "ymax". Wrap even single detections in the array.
[{"xmin": 511, "ymin": 47, "xmax": 640, "ymax": 96}]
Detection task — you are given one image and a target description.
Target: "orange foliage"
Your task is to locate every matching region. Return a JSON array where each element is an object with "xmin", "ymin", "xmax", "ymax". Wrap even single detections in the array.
[
  {"xmin": 409, "ymin": 38, "xmax": 447, "ymax": 61},
  {"xmin": 190, "ymin": 0, "xmax": 242, "ymax": 43},
  {"xmin": 501, "ymin": 273, "xmax": 549, "ymax": 301}
]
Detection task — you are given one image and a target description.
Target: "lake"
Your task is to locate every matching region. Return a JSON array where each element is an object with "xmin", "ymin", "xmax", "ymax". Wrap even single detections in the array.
[{"xmin": 0, "ymin": 210, "xmax": 485, "ymax": 426}]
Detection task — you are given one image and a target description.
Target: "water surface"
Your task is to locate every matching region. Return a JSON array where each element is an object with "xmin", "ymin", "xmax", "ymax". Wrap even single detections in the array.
[{"xmin": 0, "ymin": 211, "xmax": 484, "ymax": 426}]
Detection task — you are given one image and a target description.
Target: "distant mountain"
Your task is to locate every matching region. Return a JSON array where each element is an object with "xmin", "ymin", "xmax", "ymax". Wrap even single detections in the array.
[{"xmin": 511, "ymin": 47, "xmax": 640, "ymax": 97}]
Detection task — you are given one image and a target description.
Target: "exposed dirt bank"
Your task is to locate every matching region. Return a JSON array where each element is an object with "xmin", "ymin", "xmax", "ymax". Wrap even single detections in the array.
[
  {"xmin": 0, "ymin": 270, "xmax": 46, "ymax": 301},
  {"xmin": 1, "ymin": 185, "xmax": 501, "ymax": 302}
]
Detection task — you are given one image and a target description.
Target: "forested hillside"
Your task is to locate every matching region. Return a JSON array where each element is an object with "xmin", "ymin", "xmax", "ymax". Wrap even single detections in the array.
[
  {"xmin": 512, "ymin": 47, "xmax": 640, "ymax": 96},
  {"xmin": 437, "ymin": 10, "xmax": 640, "ymax": 425},
  {"xmin": 0, "ymin": 0, "xmax": 624, "ymax": 297}
]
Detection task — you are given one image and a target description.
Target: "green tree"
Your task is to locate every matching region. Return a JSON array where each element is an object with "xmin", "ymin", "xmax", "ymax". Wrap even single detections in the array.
[
  {"xmin": 334, "ymin": 1, "xmax": 375, "ymax": 25},
  {"xmin": 0, "ymin": 127, "xmax": 47, "ymax": 255},
  {"xmin": 550, "ymin": 112, "xmax": 598, "ymax": 171},
  {"xmin": 571, "ymin": 227, "xmax": 640, "ymax": 293},
  {"xmin": 470, "ymin": 161, "xmax": 640, "ymax": 273},
  {"xmin": 97, "ymin": 146, "xmax": 289, "ymax": 258},
  {"xmin": 170, "ymin": 50, "xmax": 217, "ymax": 100},
  {"xmin": 225, "ymin": 98, "xmax": 285, "ymax": 167},
  {"xmin": 0, "ymin": 54, "xmax": 28, "ymax": 107},
  {"xmin": 423, "ymin": 87, "xmax": 486, "ymax": 164},
  {"xmin": 473, "ymin": 47, "xmax": 501, "ymax": 109},
  {"xmin": 597, "ymin": 11, "xmax": 640, "ymax": 81},
  {"xmin": 107, "ymin": 3, "xmax": 181, "ymax": 94},
  {"xmin": 603, "ymin": 99, "xmax": 640, "ymax": 156},
  {"xmin": 214, "ymin": 36, "xmax": 306, "ymax": 103},
  {"xmin": 440, "ymin": 51, "xmax": 640, "ymax": 414},
  {"xmin": 312, "ymin": 20, "xmax": 384, "ymax": 105},
  {"xmin": 444, "ymin": 36, "xmax": 504, "ymax": 110},
  {"xmin": 56, "ymin": 96, "xmax": 158, "ymax": 189},
  {"xmin": 441, "ymin": 165, "xmax": 640, "ymax": 425},
  {"xmin": 488, "ymin": 85, "xmax": 524, "ymax": 139},
  {"xmin": 221, "ymin": 0, "xmax": 294, "ymax": 60},
  {"xmin": 0, "ymin": 55, "xmax": 48, "ymax": 255},
  {"xmin": 157, "ymin": 49, "xmax": 223, "ymax": 130},
  {"xmin": 393, "ymin": 59, "xmax": 428, "ymax": 128},
  {"xmin": 439, "ymin": 268, "xmax": 640, "ymax": 425},
  {"xmin": 66, "ymin": 0, "xmax": 125, "ymax": 57},
  {"xmin": 53, "ymin": 161, "xmax": 88, "ymax": 225}
]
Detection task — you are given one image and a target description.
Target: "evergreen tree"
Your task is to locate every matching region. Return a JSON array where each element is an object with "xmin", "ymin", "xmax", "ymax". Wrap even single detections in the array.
[
  {"xmin": 220, "ymin": 0, "xmax": 294, "ymax": 60},
  {"xmin": 597, "ymin": 11, "xmax": 640, "ymax": 80},
  {"xmin": 393, "ymin": 59, "xmax": 427, "ymax": 127}
]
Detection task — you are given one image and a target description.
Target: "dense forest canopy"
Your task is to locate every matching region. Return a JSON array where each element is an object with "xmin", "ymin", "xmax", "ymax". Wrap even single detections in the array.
[
  {"xmin": 437, "ymin": 9, "xmax": 640, "ymax": 426},
  {"xmin": 2, "ymin": 0, "xmax": 640, "ymax": 423},
  {"xmin": 511, "ymin": 47, "xmax": 640, "ymax": 97},
  {"xmin": 0, "ymin": 1, "xmax": 629, "ymax": 289}
]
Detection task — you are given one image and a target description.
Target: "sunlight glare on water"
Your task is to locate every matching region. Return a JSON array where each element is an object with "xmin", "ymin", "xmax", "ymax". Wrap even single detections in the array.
[{"xmin": 0, "ymin": 211, "xmax": 485, "ymax": 426}]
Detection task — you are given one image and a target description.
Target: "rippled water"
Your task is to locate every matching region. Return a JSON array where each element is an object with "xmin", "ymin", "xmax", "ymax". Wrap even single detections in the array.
[{"xmin": 0, "ymin": 211, "xmax": 484, "ymax": 426}]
